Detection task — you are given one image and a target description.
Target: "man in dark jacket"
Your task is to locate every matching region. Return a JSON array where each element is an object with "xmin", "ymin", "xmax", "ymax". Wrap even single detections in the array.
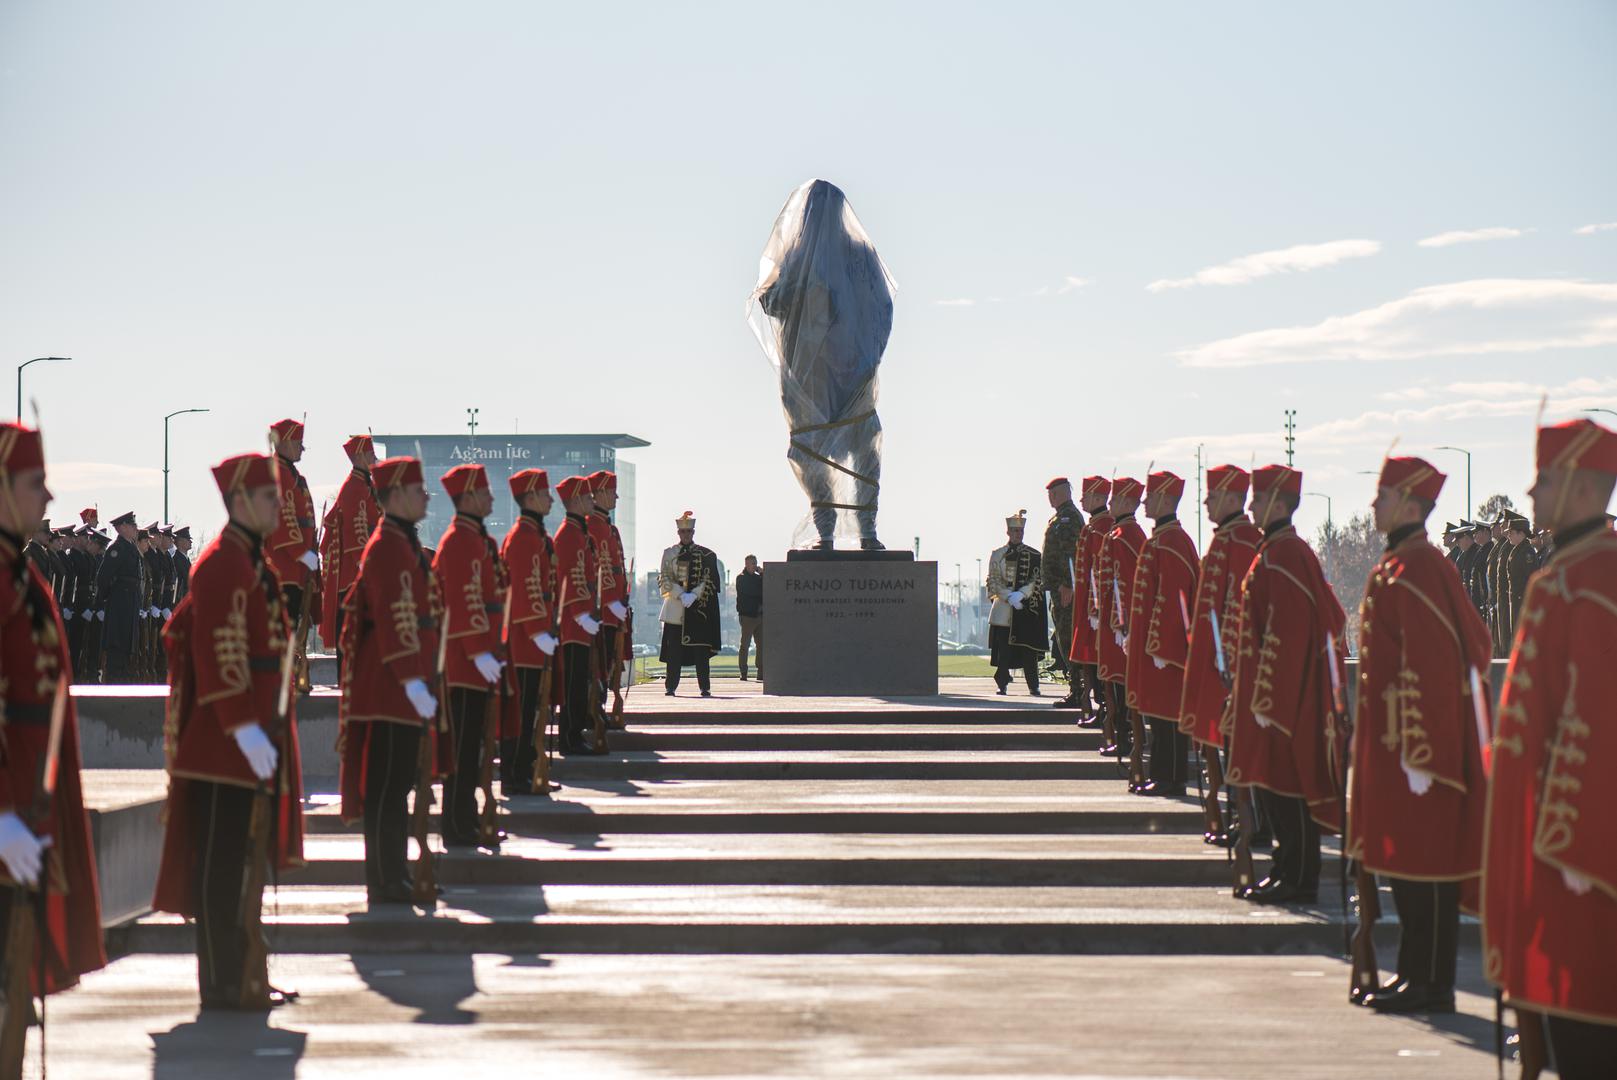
[{"xmin": 736, "ymin": 555, "xmax": 764, "ymax": 681}]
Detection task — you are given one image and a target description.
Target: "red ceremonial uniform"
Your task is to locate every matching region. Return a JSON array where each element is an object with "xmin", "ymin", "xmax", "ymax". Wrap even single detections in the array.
[
  {"xmin": 338, "ymin": 509, "xmax": 443, "ymax": 822},
  {"xmin": 154, "ymin": 520, "xmax": 307, "ymax": 915},
  {"xmin": 318, "ymin": 437, "xmax": 379, "ymax": 648},
  {"xmin": 587, "ymin": 472, "xmax": 628, "ymax": 629},
  {"xmin": 502, "ymin": 511, "xmax": 557, "ymax": 670},
  {"xmin": 0, "ymin": 467, "xmax": 106, "ymax": 992},
  {"xmin": 266, "ymin": 420, "xmax": 318, "ymax": 597},
  {"xmin": 1126, "ymin": 513, "xmax": 1200, "ymax": 722},
  {"xmin": 434, "ymin": 512, "xmax": 505, "ymax": 692},
  {"xmin": 1226, "ymin": 515, "xmax": 1347, "ymax": 833},
  {"xmin": 1177, "ymin": 509, "xmax": 1261, "ymax": 747},
  {"xmin": 1069, "ymin": 480, "xmax": 1114, "ymax": 666},
  {"xmin": 1483, "ymin": 418, "xmax": 1617, "ymax": 1029},
  {"xmin": 552, "ymin": 509, "xmax": 597, "ymax": 647},
  {"xmin": 1095, "ymin": 489, "xmax": 1144, "ymax": 684}
]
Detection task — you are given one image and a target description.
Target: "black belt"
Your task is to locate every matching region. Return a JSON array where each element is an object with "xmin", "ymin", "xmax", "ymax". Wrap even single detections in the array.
[
  {"xmin": 5, "ymin": 703, "xmax": 51, "ymax": 727},
  {"xmin": 249, "ymin": 655, "xmax": 282, "ymax": 672},
  {"xmin": 296, "ymin": 518, "xmax": 316, "ymax": 529},
  {"xmin": 483, "ymin": 603, "xmax": 504, "ymax": 613},
  {"xmin": 362, "ymin": 615, "xmax": 438, "ymax": 631}
]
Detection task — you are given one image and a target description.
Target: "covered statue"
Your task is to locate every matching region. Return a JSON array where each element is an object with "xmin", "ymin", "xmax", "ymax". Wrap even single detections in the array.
[{"xmin": 747, "ymin": 179, "xmax": 896, "ymax": 550}]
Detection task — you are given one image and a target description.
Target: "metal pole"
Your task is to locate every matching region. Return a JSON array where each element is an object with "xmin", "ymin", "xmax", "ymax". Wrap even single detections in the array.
[
  {"xmin": 17, "ymin": 357, "xmax": 69, "ymax": 420},
  {"xmin": 163, "ymin": 408, "xmax": 210, "ymax": 522},
  {"xmin": 1437, "ymin": 446, "xmax": 1472, "ymax": 520}
]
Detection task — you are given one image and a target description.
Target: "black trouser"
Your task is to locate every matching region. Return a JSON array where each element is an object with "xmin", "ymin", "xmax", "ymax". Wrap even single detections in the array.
[
  {"xmin": 1107, "ymin": 682, "xmax": 1131, "ymax": 747},
  {"xmin": 1259, "ymin": 788, "xmax": 1320, "ymax": 890},
  {"xmin": 1049, "ymin": 603, "xmax": 1071, "ymax": 674},
  {"xmin": 1147, "ymin": 719, "xmax": 1189, "ymax": 786},
  {"xmin": 188, "ymin": 779, "xmax": 258, "ymax": 1006},
  {"xmin": 561, "ymin": 643, "xmax": 594, "ymax": 743},
  {"xmin": 665, "ymin": 653, "xmax": 711, "ymax": 694},
  {"xmin": 1547, "ymin": 1014, "xmax": 1617, "ymax": 1080},
  {"xmin": 994, "ymin": 664, "xmax": 1039, "ymax": 693},
  {"xmin": 282, "ymin": 584, "xmax": 304, "ymax": 625},
  {"xmin": 362, "ymin": 722, "xmax": 421, "ymax": 896},
  {"xmin": 1388, "ymin": 877, "xmax": 1459, "ymax": 988},
  {"xmin": 442, "ymin": 687, "xmax": 488, "ymax": 845},
  {"xmin": 511, "ymin": 666, "xmax": 546, "ymax": 786},
  {"xmin": 103, "ymin": 646, "xmax": 132, "ymax": 684},
  {"xmin": 598, "ymin": 626, "xmax": 620, "ymax": 707}
]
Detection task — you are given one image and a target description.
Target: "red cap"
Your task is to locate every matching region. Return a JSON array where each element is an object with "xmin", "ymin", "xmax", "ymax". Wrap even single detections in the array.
[
  {"xmin": 342, "ymin": 434, "xmax": 373, "ymax": 462},
  {"xmin": 509, "ymin": 468, "xmax": 550, "ymax": 498},
  {"xmin": 1206, "ymin": 464, "xmax": 1250, "ymax": 496},
  {"xmin": 79, "ymin": 507, "xmax": 98, "ymax": 524},
  {"xmin": 441, "ymin": 463, "xmax": 489, "ymax": 499},
  {"xmin": 1111, "ymin": 476, "xmax": 1143, "ymax": 502},
  {"xmin": 0, "ymin": 424, "xmax": 44, "ymax": 474},
  {"xmin": 588, "ymin": 470, "xmax": 617, "ymax": 494},
  {"xmin": 269, "ymin": 418, "xmax": 304, "ymax": 443},
  {"xmin": 1146, "ymin": 470, "xmax": 1184, "ymax": 503},
  {"xmin": 555, "ymin": 475, "xmax": 590, "ymax": 503},
  {"xmin": 1537, "ymin": 418, "xmax": 1617, "ymax": 475},
  {"xmin": 1081, "ymin": 476, "xmax": 1110, "ymax": 499},
  {"xmin": 1251, "ymin": 464, "xmax": 1302, "ymax": 498},
  {"xmin": 211, "ymin": 453, "xmax": 279, "ymax": 498},
  {"xmin": 373, "ymin": 456, "xmax": 423, "ymax": 489},
  {"xmin": 1378, "ymin": 456, "xmax": 1445, "ymax": 502},
  {"xmin": 1045, "ymin": 476, "xmax": 1070, "ymax": 491}
]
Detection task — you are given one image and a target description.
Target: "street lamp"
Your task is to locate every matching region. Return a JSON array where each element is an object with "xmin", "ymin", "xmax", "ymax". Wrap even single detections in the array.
[
  {"xmin": 18, "ymin": 357, "xmax": 68, "ymax": 420},
  {"xmin": 1436, "ymin": 446, "xmax": 1472, "ymax": 521},
  {"xmin": 164, "ymin": 409, "xmax": 210, "ymax": 521},
  {"xmin": 1586, "ymin": 408, "xmax": 1617, "ymax": 419},
  {"xmin": 1304, "ymin": 491, "xmax": 1332, "ymax": 530}
]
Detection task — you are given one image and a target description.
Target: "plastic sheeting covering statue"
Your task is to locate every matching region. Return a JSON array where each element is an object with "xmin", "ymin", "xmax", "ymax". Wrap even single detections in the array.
[{"xmin": 747, "ymin": 179, "xmax": 896, "ymax": 550}]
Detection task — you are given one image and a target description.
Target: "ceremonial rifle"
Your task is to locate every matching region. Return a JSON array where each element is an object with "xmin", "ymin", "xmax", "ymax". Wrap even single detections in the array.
[
  {"xmin": 530, "ymin": 548, "xmax": 558, "ymax": 794},
  {"xmin": 411, "ymin": 603, "xmax": 450, "ymax": 905},
  {"xmin": 238, "ymin": 600, "xmax": 301, "ymax": 1008},
  {"xmin": 0, "ymin": 676, "xmax": 68, "ymax": 1078},
  {"xmin": 1323, "ymin": 630, "xmax": 1358, "ymax": 963},
  {"xmin": 1114, "ymin": 576, "xmax": 1146, "ymax": 788},
  {"xmin": 590, "ymin": 548, "xmax": 608, "ymax": 751},
  {"xmin": 609, "ymin": 556, "xmax": 633, "ymax": 726},
  {"xmin": 1210, "ymin": 605, "xmax": 1256, "ymax": 895},
  {"xmin": 477, "ymin": 566, "xmax": 509, "ymax": 847}
]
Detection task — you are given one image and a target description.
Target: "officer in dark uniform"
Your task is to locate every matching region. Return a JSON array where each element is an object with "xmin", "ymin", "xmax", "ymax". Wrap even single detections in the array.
[
  {"xmin": 1501, "ymin": 513, "xmax": 1535, "ymax": 646},
  {"xmin": 173, "ymin": 526, "xmax": 193, "ymax": 603},
  {"xmin": 1039, "ymin": 478, "xmax": 1084, "ymax": 683},
  {"xmin": 95, "ymin": 511, "xmax": 147, "ymax": 683},
  {"xmin": 1464, "ymin": 520, "xmax": 1492, "ymax": 619}
]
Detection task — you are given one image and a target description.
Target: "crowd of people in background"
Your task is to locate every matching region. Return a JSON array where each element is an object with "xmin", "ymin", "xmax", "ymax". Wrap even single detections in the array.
[{"xmin": 1440, "ymin": 514, "xmax": 1561, "ymax": 656}]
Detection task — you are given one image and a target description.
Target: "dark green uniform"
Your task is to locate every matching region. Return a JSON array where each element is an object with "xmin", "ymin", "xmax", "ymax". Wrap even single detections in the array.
[{"xmin": 1039, "ymin": 501, "xmax": 1084, "ymax": 673}]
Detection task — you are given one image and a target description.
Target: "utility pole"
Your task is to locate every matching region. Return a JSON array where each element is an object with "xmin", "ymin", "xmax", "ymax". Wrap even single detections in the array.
[
  {"xmin": 466, "ymin": 408, "xmax": 480, "ymax": 441},
  {"xmin": 1194, "ymin": 443, "xmax": 1205, "ymax": 548},
  {"xmin": 18, "ymin": 357, "xmax": 68, "ymax": 420},
  {"xmin": 164, "ymin": 408, "xmax": 210, "ymax": 521},
  {"xmin": 1283, "ymin": 410, "xmax": 1297, "ymax": 467},
  {"xmin": 1436, "ymin": 446, "xmax": 1472, "ymax": 522}
]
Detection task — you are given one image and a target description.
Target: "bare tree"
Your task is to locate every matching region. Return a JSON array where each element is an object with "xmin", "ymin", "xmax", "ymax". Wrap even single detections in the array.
[{"xmin": 1315, "ymin": 512, "xmax": 1382, "ymax": 654}]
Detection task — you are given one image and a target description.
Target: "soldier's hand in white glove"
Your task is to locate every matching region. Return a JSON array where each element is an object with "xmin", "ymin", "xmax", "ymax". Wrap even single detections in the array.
[
  {"xmin": 1402, "ymin": 762, "xmax": 1435, "ymax": 796},
  {"xmin": 1562, "ymin": 868, "xmax": 1594, "ymax": 895},
  {"xmin": 232, "ymin": 724, "xmax": 278, "ymax": 781},
  {"xmin": 575, "ymin": 613, "xmax": 601, "ymax": 636},
  {"xmin": 1253, "ymin": 712, "xmax": 1274, "ymax": 730},
  {"xmin": 1007, "ymin": 591, "xmax": 1024, "ymax": 610},
  {"xmin": 62, "ymin": 609, "xmax": 73, "ymax": 620},
  {"xmin": 473, "ymin": 652, "xmax": 503, "ymax": 684},
  {"xmin": 97, "ymin": 610, "xmax": 105, "ymax": 622},
  {"xmin": 679, "ymin": 592, "xmax": 696, "ymax": 608},
  {"xmin": 533, "ymin": 632, "xmax": 558, "ymax": 656},
  {"xmin": 1152, "ymin": 656, "xmax": 1166, "ymax": 670},
  {"xmin": 163, "ymin": 608, "xmax": 172, "ymax": 620},
  {"xmin": 404, "ymin": 678, "xmax": 437, "ymax": 719},
  {"xmin": 299, "ymin": 551, "xmax": 320, "ymax": 572},
  {"xmin": 608, "ymin": 601, "xmax": 627, "ymax": 620},
  {"xmin": 1088, "ymin": 615, "xmax": 1100, "ymax": 630},
  {"xmin": 0, "ymin": 813, "xmax": 44, "ymax": 887}
]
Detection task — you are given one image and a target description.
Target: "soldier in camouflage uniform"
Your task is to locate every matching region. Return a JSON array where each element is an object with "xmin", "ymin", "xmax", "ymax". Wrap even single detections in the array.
[{"xmin": 1039, "ymin": 478, "xmax": 1084, "ymax": 683}]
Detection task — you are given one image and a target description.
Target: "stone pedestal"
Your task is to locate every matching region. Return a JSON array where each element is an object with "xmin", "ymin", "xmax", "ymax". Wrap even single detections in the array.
[{"xmin": 763, "ymin": 553, "xmax": 937, "ymax": 696}]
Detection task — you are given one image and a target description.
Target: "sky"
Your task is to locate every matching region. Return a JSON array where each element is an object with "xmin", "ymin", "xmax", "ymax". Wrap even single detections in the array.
[{"xmin": 3, "ymin": 0, "xmax": 1614, "ymax": 586}]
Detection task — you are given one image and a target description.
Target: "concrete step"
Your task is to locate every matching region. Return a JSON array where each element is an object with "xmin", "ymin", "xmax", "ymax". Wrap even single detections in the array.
[
  {"xmin": 285, "ymin": 833, "xmax": 1242, "ymax": 888},
  {"xmin": 549, "ymin": 750, "xmax": 1133, "ymax": 781},
  {"xmin": 607, "ymin": 724, "xmax": 1098, "ymax": 752},
  {"xmin": 112, "ymin": 882, "xmax": 1458, "ymax": 956}
]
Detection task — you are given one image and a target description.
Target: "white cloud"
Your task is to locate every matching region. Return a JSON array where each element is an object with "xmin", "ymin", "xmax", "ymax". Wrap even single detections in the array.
[
  {"xmin": 1176, "ymin": 278, "xmax": 1617, "ymax": 369},
  {"xmin": 1575, "ymin": 222, "xmax": 1617, "ymax": 236},
  {"xmin": 1416, "ymin": 226, "xmax": 1528, "ymax": 248},
  {"xmin": 49, "ymin": 461, "xmax": 162, "ymax": 494},
  {"xmin": 1146, "ymin": 239, "xmax": 1379, "ymax": 292},
  {"xmin": 1057, "ymin": 275, "xmax": 1090, "ymax": 294},
  {"xmin": 934, "ymin": 298, "xmax": 976, "ymax": 307}
]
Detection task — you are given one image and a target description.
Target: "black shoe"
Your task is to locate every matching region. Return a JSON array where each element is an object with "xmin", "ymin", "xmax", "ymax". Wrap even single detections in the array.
[
  {"xmin": 441, "ymin": 832, "xmax": 477, "ymax": 850},
  {"xmin": 1367, "ymin": 981, "xmax": 1455, "ymax": 1015},
  {"xmin": 1353, "ymin": 976, "xmax": 1408, "ymax": 1007},
  {"xmin": 1052, "ymin": 696, "xmax": 1080, "ymax": 709},
  {"xmin": 665, "ymin": 689, "xmax": 676, "ymax": 696},
  {"xmin": 813, "ymin": 538, "xmax": 835, "ymax": 551},
  {"xmin": 369, "ymin": 883, "xmax": 415, "ymax": 905},
  {"xmin": 860, "ymin": 537, "xmax": 885, "ymax": 551},
  {"xmin": 267, "ymin": 986, "xmax": 300, "ymax": 1007},
  {"xmin": 559, "ymin": 736, "xmax": 586, "ymax": 756},
  {"xmin": 739, "ymin": 675, "xmax": 748, "ymax": 681},
  {"xmin": 700, "ymin": 690, "xmax": 712, "ymax": 698},
  {"xmin": 1028, "ymin": 687, "xmax": 1042, "ymax": 697},
  {"xmin": 995, "ymin": 687, "xmax": 1008, "ymax": 696},
  {"xmin": 1249, "ymin": 880, "xmax": 1317, "ymax": 905},
  {"xmin": 1139, "ymin": 781, "xmax": 1187, "ymax": 798}
]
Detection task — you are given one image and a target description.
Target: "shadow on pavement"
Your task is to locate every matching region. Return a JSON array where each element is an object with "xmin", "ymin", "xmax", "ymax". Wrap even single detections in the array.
[
  {"xmin": 150, "ymin": 1010, "xmax": 307, "ymax": 1079},
  {"xmin": 353, "ymin": 951, "xmax": 479, "ymax": 1025}
]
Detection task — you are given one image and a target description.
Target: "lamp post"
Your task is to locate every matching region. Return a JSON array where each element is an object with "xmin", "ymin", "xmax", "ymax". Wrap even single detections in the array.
[
  {"xmin": 1436, "ymin": 445, "xmax": 1472, "ymax": 521},
  {"xmin": 1304, "ymin": 491, "xmax": 1332, "ymax": 530},
  {"xmin": 18, "ymin": 357, "xmax": 69, "ymax": 420},
  {"xmin": 164, "ymin": 409, "xmax": 210, "ymax": 521},
  {"xmin": 1586, "ymin": 407, "xmax": 1617, "ymax": 419}
]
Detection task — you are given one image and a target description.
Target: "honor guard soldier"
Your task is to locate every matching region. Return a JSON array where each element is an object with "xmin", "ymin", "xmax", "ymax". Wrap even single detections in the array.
[
  {"xmin": 337, "ymin": 456, "xmax": 444, "ymax": 905},
  {"xmin": 1465, "ymin": 520, "xmax": 1493, "ymax": 619},
  {"xmin": 1178, "ymin": 465, "xmax": 1262, "ymax": 845},
  {"xmin": 1225, "ymin": 464, "xmax": 1347, "ymax": 905},
  {"xmin": 1347, "ymin": 456, "xmax": 1491, "ymax": 1016},
  {"xmin": 1126, "ymin": 470, "xmax": 1199, "ymax": 796},
  {"xmin": 1040, "ymin": 478, "xmax": 1084, "ymax": 682},
  {"xmin": 432, "ymin": 463, "xmax": 508, "ymax": 849},
  {"xmin": 1485, "ymin": 515, "xmax": 1510, "ymax": 655},
  {"xmin": 76, "ymin": 526, "xmax": 107, "ymax": 681},
  {"xmin": 59, "ymin": 526, "xmax": 92, "ymax": 670},
  {"xmin": 553, "ymin": 477, "xmax": 604, "ymax": 752},
  {"xmin": 986, "ymin": 511, "xmax": 1046, "ymax": 695},
  {"xmin": 142, "ymin": 522, "xmax": 174, "ymax": 680},
  {"xmin": 1063, "ymin": 476, "xmax": 1113, "ymax": 717},
  {"xmin": 266, "ymin": 419, "xmax": 321, "ymax": 688},
  {"xmin": 152, "ymin": 452, "xmax": 305, "ymax": 1009},
  {"xmin": 1483, "ymin": 418, "xmax": 1617, "ymax": 1076},
  {"xmin": 500, "ymin": 469, "xmax": 559, "ymax": 792},
  {"xmin": 1094, "ymin": 477, "xmax": 1145, "ymax": 762},
  {"xmin": 94, "ymin": 511, "xmax": 145, "ymax": 683},
  {"xmin": 658, "ymin": 511, "xmax": 721, "ymax": 698},
  {"xmin": 319, "ymin": 435, "xmax": 380, "ymax": 662},
  {"xmin": 0, "ymin": 422, "xmax": 107, "ymax": 1036},
  {"xmin": 173, "ymin": 526, "xmax": 193, "ymax": 603},
  {"xmin": 587, "ymin": 471, "xmax": 632, "ymax": 729},
  {"xmin": 1500, "ymin": 513, "xmax": 1535, "ymax": 645}
]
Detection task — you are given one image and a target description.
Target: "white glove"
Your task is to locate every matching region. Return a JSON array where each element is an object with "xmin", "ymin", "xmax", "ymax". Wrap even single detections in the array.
[
  {"xmin": 62, "ymin": 609, "xmax": 73, "ymax": 620},
  {"xmin": 1563, "ymin": 868, "xmax": 1594, "ymax": 896},
  {"xmin": 1088, "ymin": 615, "xmax": 1100, "ymax": 630},
  {"xmin": 97, "ymin": 610, "xmax": 105, "ymax": 621},
  {"xmin": 1007, "ymin": 591, "xmax": 1024, "ymax": 610},
  {"xmin": 1152, "ymin": 656, "xmax": 1166, "ymax": 670},
  {"xmin": 1253, "ymin": 712, "xmax": 1274, "ymax": 730},
  {"xmin": 1402, "ymin": 762, "xmax": 1435, "ymax": 796},
  {"xmin": 232, "ymin": 724, "xmax": 278, "ymax": 781},
  {"xmin": 575, "ymin": 613, "xmax": 601, "ymax": 636},
  {"xmin": 163, "ymin": 608, "xmax": 172, "ymax": 620},
  {"xmin": 679, "ymin": 591, "xmax": 696, "ymax": 608},
  {"xmin": 0, "ymin": 813, "xmax": 43, "ymax": 887},
  {"xmin": 473, "ymin": 651, "xmax": 503, "ymax": 684},
  {"xmin": 608, "ymin": 600, "xmax": 627, "ymax": 620},
  {"xmin": 299, "ymin": 550, "xmax": 320, "ymax": 572},
  {"xmin": 404, "ymin": 678, "xmax": 437, "ymax": 720},
  {"xmin": 152, "ymin": 605, "xmax": 163, "ymax": 618},
  {"xmin": 533, "ymin": 632, "xmax": 558, "ymax": 656}
]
